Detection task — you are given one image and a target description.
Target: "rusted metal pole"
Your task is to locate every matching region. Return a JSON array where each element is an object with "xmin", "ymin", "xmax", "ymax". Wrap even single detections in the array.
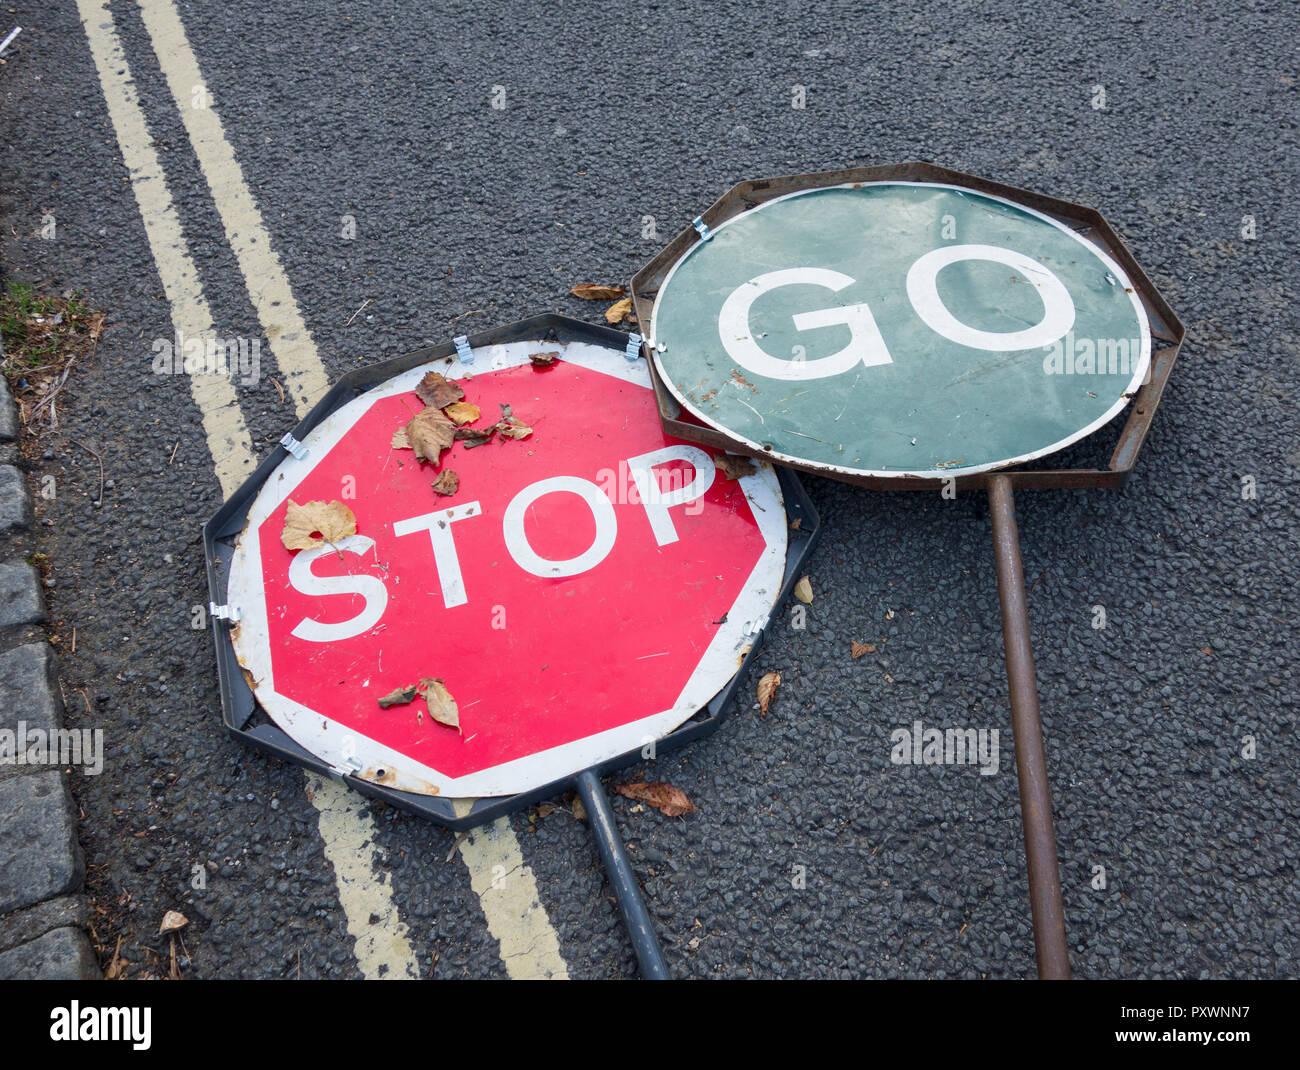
[{"xmin": 987, "ymin": 474, "xmax": 1071, "ymax": 979}]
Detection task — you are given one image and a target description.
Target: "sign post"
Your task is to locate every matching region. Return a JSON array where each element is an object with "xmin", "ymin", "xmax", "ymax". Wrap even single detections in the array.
[
  {"xmin": 632, "ymin": 164, "xmax": 1185, "ymax": 978},
  {"xmin": 204, "ymin": 316, "xmax": 819, "ymax": 977}
]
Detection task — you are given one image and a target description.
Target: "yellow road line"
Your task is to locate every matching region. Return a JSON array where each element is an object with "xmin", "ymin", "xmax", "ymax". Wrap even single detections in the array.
[
  {"xmin": 122, "ymin": 0, "xmax": 570, "ymax": 981},
  {"xmin": 306, "ymin": 773, "xmax": 420, "ymax": 978},
  {"xmin": 453, "ymin": 801, "xmax": 569, "ymax": 979},
  {"xmin": 76, "ymin": 0, "xmax": 252, "ymax": 496},
  {"xmin": 135, "ymin": 0, "xmax": 328, "ymax": 419},
  {"xmin": 78, "ymin": 0, "xmax": 418, "ymax": 979}
]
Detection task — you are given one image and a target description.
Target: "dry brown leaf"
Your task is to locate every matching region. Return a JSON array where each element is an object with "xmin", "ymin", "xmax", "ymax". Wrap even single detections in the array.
[
  {"xmin": 536, "ymin": 802, "xmax": 558, "ymax": 819},
  {"xmin": 850, "ymin": 641, "xmax": 876, "ymax": 659},
  {"xmin": 571, "ymin": 796, "xmax": 587, "ymax": 822},
  {"xmin": 158, "ymin": 910, "xmax": 189, "ymax": 935},
  {"xmin": 378, "ymin": 684, "xmax": 418, "ymax": 708},
  {"xmin": 415, "ymin": 370, "xmax": 464, "ymax": 408},
  {"xmin": 530, "ymin": 351, "xmax": 560, "ymax": 367},
  {"xmin": 793, "ymin": 576, "xmax": 813, "ymax": 604},
  {"xmin": 391, "ymin": 427, "xmax": 411, "ymax": 450},
  {"xmin": 431, "ymin": 470, "xmax": 460, "ymax": 496},
  {"xmin": 418, "ymin": 677, "xmax": 460, "ymax": 732},
  {"xmin": 442, "ymin": 401, "xmax": 480, "ymax": 426},
  {"xmin": 714, "ymin": 453, "xmax": 757, "ymax": 480},
  {"xmin": 570, "ymin": 283, "xmax": 624, "ymax": 300},
  {"xmin": 496, "ymin": 416, "xmax": 533, "ymax": 440},
  {"xmin": 757, "ymin": 671, "xmax": 781, "ymax": 717},
  {"xmin": 612, "ymin": 780, "xmax": 697, "ymax": 817},
  {"xmin": 281, "ymin": 499, "xmax": 357, "ymax": 552},
  {"xmin": 406, "ymin": 406, "xmax": 457, "ymax": 463},
  {"xmin": 104, "ymin": 935, "xmax": 126, "ymax": 980},
  {"xmin": 789, "ymin": 517, "xmax": 803, "ymax": 531},
  {"xmin": 605, "ymin": 297, "xmax": 633, "ymax": 324},
  {"xmin": 455, "ymin": 426, "xmax": 496, "ymax": 448}
]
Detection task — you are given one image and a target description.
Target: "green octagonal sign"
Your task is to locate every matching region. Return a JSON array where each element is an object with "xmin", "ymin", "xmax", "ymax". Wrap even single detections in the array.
[{"xmin": 649, "ymin": 182, "xmax": 1152, "ymax": 479}]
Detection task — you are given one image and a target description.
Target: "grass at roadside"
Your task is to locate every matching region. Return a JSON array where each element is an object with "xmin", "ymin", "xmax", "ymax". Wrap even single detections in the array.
[{"xmin": 0, "ymin": 281, "xmax": 106, "ymax": 432}]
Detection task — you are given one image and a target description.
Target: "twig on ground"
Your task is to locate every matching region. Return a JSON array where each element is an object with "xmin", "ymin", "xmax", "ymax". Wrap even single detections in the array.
[{"xmin": 345, "ymin": 299, "xmax": 371, "ymax": 326}]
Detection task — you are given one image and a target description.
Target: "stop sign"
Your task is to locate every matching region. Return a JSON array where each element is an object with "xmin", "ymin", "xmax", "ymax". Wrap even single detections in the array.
[{"xmin": 225, "ymin": 335, "xmax": 788, "ymax": 798}]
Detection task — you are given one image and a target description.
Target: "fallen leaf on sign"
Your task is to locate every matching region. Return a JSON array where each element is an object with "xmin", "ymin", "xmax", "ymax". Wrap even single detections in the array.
[
  {"xmin": 612, "ymin": 780, "xmax": 697, "ymax": 817},
  {"xmin": 431, "ymin": 470, "xmax": 460, "ymax": 496},
  {"xmin": 605, "ymin": 296, "xmax": 632, "ymax": 324},
  {"xmin": 378, "ymin": 684, "xmax": 418, "ymax": 708},
  {"xmin": 757, "ymin": 671, "xmax": 781, "ymax": 716},
  {"xmin": 850, "ymin": 641, "xmax": 876, "ymax": 659},
  {"xmin": 418, "ymin": 677, "xmax": 460, "ymax": 732},
  {"xmin": 455, "ymin": 426, "xmax": 496, "ymax": 448},
  {"xmin": 415, "ymin": 370, "xmax": 464, "ymax": 408},
  {"xmin": 280, "ymin": 500, "xmax": 357, "ymax": 552},
  {"xmin": 714, "ymin": 453, "xmax": 757, "ymax": 480},
  {"xmin": 570, "ymin": 283, "xmax": 624, "ymax": 300},
  {"xmin": 495, "ymin": 416, "xmax": 532, "ymax": 439},
  {"xmin": 793, "ymin": 576, "xmax": 813, "ymax": 604},
  {"xmin": 159, "ymin": 910, "xmax": 188, "ymax": 935},
  {"xmin": 391, "ymin": 427, "xmax": 411, "ymax": 449},
  {"xmin": 406, "ymin": 406, "xmax": 457, "ymax": 463},
  {"xmin": 530, "ymin": 351, "xmax": 560, "ymax": 367},
  {"xmin": 442, "ymin": 401, "xmax": 480, "ymax": 426}
]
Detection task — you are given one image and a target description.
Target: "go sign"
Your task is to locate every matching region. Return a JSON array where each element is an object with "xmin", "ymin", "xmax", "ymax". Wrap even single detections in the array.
[{"xmin": 650, "ymin": 182, "xmax": 1153, "ymax": 478}]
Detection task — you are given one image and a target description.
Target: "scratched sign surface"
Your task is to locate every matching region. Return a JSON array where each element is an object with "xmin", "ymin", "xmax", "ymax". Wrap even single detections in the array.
[{"xmin": 650, "ymin": 182, "xmax": 1152, "ymax": 478}]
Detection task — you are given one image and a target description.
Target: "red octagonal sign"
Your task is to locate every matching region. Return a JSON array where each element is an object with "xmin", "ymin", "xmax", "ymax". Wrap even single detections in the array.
[{"xmin": 228, "ymin": 337, "xmax": 788, "ymax": 798}]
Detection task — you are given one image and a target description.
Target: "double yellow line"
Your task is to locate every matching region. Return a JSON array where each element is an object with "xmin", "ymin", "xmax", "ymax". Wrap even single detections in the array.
[{"xmin": 78, "ymin": 0, "xmax": 567, "ymax": 979}]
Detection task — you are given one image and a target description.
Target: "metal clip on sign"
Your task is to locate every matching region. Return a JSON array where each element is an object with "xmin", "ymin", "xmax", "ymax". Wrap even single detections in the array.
[
  {"xmin": 279, "ymin": 432, "xmax": 308, "ymax": 461},
  {"xmin": 208, "ymin": 602, "xmax": 241, "ymax": 624},
  {"xmin": 632, "ymin": 162, "xmax": 1186, "ymax": 979},
  {"xmin": 203, "ymin": 315, "xmax": 820, "ymax": 979}
]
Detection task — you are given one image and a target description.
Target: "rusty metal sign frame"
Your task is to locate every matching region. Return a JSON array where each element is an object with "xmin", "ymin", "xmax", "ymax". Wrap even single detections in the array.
[
  {"xmin": 630, "ymin": 162, "xmax": 1186, "ymax": 979},
  {"xmin": 630, "ymin": 161, "xmax": 1185, "ymax": 494}
]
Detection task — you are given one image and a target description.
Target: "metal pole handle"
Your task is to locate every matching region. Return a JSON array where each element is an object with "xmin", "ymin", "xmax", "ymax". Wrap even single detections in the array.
[
  {"xmin": 575, "ymin": 770, "xmax": 671, "ymax": 979},
  {"xmin": 987, "ymin": 475, "xmax": 1072, "ymax": 979}
]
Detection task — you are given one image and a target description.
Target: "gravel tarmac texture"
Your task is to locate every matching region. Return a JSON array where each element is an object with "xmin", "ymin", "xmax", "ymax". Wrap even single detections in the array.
[{"xmin": 0, "ymin": 0, "xmax": 1295, "ymax": 978}]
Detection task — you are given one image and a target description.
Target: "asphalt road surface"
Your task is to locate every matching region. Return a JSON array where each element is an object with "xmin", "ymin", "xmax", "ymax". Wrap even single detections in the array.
[{"xmin": 1, "ymin": 0, "xmax": 1296, "ymax": 979}]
